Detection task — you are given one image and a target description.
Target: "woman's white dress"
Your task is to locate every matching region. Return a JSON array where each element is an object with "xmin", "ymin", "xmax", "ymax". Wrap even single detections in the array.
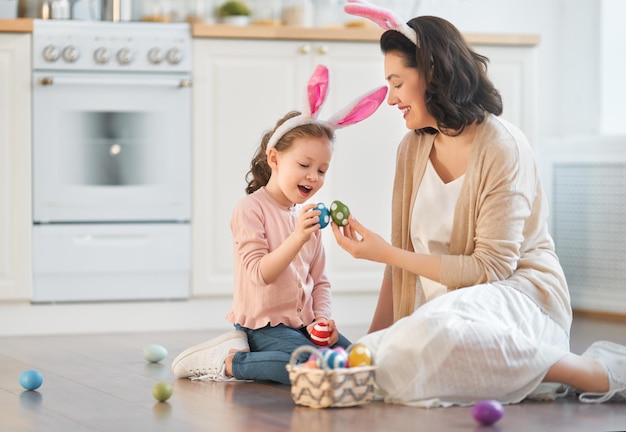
[{"xmin": 357, "ymin": 160, "xmax": 570, "ymax": 407}]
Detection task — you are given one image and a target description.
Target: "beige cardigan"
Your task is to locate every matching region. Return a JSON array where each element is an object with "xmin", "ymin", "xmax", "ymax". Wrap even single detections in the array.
[{"xmin": 389, "ymin": 114, "xmax": 572, "ymax": 332}]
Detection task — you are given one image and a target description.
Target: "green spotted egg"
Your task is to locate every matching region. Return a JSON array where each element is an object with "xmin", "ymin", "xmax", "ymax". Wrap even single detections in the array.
[{"xmin": 330, "ymin": 200, "xmax": 351, "ymax": 226}]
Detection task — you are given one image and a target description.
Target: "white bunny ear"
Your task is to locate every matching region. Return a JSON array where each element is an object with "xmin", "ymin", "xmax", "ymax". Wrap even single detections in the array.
[
  {"xmin": 344, "ymin": 0, "xmax": 418, "ymax": 46},
  {"xmin": 305, "ymin": 64, "xmax": 329, "ymax": 118},
  {"xmin": 326, "ymin": 86, "xmax": 388, "ymax": 130}
]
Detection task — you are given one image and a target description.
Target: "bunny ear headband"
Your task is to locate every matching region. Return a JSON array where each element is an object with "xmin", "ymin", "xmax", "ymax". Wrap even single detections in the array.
[
  {"xmin": 266, "ymin": 64, "xmax": 388, "ymax": 153},
  {"xmin": 343, "ymin": 0, "xmax": 418, "ymax": 46}
]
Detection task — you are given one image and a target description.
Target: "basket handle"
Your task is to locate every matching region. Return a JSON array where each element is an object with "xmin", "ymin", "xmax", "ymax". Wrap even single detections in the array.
[{"xmin": 289, "ymin": 345, "xmax": 332, "ymax": 370}]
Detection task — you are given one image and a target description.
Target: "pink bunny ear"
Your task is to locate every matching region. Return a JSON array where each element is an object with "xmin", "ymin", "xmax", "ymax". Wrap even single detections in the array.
[
  {"xmin": 306, "ymin": 65, "xmax": 329, "ymax": 118},
  {"xmin": 266, "ymin": 66, "xmax": 386, "ymax": 154},
  {"xmin": 344, "ymin": 2, "xmax": 402, "ymax": 30},
  {"xmin": 267, "ymin": 64, "xmax": 331, "ymax": 152},
  {"xmin": 327, "ymin": 86, "xmax": 388, "ymax": 129},
  {"xmin": 344, "ymin": 0, "xmax": 418, "ymax": 46}
]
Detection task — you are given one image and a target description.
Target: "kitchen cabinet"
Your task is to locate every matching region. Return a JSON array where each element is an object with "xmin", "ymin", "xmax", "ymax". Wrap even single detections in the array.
[
  {"xmin": 0, "ymin": 33, "xmax": 31, "ymax": 300},
  {"xmin": 192, "ymin": 36, "xmax": 537, "ymax": 298}
]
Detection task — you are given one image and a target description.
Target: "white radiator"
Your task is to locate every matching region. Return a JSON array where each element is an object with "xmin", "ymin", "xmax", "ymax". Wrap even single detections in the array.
[{"xmin": 538, "ymin": 136, "xmax": 626, "ymax": 315}]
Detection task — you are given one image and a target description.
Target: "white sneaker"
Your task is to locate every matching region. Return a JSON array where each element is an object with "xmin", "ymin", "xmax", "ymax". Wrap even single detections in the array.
[
  {"xmin": 171, "ymin": 330, "xmax": 249, "ymax": 381},
  {"xmin": 579, "ymin": 340, "xmax": 626, "ymax": 403}
]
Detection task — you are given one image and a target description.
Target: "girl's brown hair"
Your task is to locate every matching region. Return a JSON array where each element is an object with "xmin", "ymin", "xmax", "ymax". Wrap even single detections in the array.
[
  {"xmin": 381, "ymin": 16, "xmax": 503, "ymax": 136},
  {"xmin": 245, "ymin": 111, "xmax": 335, "ymax": 195}
]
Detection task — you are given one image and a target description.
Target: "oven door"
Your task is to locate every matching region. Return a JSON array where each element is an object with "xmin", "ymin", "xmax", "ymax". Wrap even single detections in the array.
[{"xmin": 32, "ymin": 71, "xmax": 191, "ymax": 223}]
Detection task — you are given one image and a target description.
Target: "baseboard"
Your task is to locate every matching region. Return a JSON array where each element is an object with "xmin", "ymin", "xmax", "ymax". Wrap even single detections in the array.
[
  {"xmin": 573, "ymin": 309, "xmax": 626, "ymax": 323},
  {"xmin": 0, "ymin": 292, "xmax": 378, "ymax": 337}
]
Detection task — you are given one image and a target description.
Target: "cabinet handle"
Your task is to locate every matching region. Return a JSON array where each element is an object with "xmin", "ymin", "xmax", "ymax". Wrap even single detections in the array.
[
  {"xmin": 299, "ymin": 44, "xmax": 312, "ymax": 54},
  {"xmin": 37, "ymin": 77, "xmax": 54, "ymax": 86},
  {"xmin": 317, "ymin": 45, "xmax": 329, "ymax": 55}
]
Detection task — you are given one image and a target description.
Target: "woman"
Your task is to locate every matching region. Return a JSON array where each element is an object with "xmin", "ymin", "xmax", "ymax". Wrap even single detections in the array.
[{"xmin": 332, "ymin": 3, "xmax": 626, "ymax": 407}]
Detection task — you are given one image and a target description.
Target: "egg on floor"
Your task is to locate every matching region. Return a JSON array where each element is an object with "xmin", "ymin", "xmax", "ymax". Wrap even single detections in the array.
[
  {"xmin": 143, "ymin": 344, "xmax": 168, "ymax": 363},
  {"xmin": 152, "ymin": 382, "xmax": 173, "ymax": 402},
  {"xmin": 472, "ymin": 399, "xmax": 505, "ymax": 425},
  {"xmin": 19, "ymin": 370, "xmax": 43, "ymax": 391}
]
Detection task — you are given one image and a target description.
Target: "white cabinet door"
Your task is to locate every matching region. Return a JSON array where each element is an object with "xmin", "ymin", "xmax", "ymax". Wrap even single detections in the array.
[
  {"xmin": 192, "ymin": 38, "xmax": 405, "ymax": 296},
  {"xmin": 193, "ymin": 39, "xmax": 304, "ymax": 297},
  {"xmin": 474, "ymin": 45, "xmax": 537, "ymax": 145},
  {"xmin": 0, "ymin": 33, "xmax": 31, "ymax": 300},
  {"xmin": 306, "ymin": 41, "xmax": 405, "ymax": 292}
]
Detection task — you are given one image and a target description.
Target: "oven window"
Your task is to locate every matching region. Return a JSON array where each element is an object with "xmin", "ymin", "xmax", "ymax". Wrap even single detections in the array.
[{"xmin": 64, "ymin": 111, "xmax": 161, "ymax": 186}]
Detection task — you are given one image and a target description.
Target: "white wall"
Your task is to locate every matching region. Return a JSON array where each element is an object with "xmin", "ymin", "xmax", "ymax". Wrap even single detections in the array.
[
  {"xmin": 600, "ymin": 0, "xmax": 626, "ymax": 135},
  {"xmin": 414, "ymin": 0, "xmax": 605, "ymax": 142}
]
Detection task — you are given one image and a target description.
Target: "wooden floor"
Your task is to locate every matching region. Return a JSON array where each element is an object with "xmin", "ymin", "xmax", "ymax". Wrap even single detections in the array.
[{"xmin": 1, "ymin": 314, "xmax": 626, "ymax": 432}]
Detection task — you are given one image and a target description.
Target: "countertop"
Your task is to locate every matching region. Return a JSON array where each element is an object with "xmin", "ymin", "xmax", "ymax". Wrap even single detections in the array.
[{"xmin": 0, "ymin": 18, "xmax": 540, "ymax": 46}]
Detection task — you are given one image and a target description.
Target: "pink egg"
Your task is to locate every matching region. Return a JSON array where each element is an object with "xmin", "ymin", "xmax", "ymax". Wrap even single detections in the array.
[{"xmin": 472, "ymin": 400, "xmax": 504, "ymax": 425}]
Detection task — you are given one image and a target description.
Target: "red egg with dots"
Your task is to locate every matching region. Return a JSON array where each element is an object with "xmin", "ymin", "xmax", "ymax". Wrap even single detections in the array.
[
  {"xmin": 310, "ymin": 322, "xmax": 331, "ymax": 346},
  {"xmin": 472, "ymin": 399, "xmax": 504, "ymax": 425}
]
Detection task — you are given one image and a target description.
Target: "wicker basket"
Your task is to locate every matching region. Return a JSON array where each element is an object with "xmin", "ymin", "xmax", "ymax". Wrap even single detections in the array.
[{"xmin": 286, "ymin": 345, "xmax": 377, "ymax": 408}]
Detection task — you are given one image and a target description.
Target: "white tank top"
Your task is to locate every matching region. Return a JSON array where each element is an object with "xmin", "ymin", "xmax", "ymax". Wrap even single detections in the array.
[{"xmin": 411, "ymin": 159, "xmax": 464, "ymax": 303}]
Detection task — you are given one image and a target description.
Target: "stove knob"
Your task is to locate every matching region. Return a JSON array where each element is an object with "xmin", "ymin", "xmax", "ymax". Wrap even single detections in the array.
[
  {"xmin": 165, "ymin": 48, "xmax": 183, "ymax": 65},
  {"xmin": 62, "ymin": 45, "xmax": 80, "ymax": 63},
  {"xmin": 42, "ymin": 44, "xmax": 59, "ymax": 62},
  {"xmin": 147, "ymin": 47, "xmax": 163, "ymax": 64},
  {"xmin": 116, "ymin": 48, "xmax": 134, "ymax": 65},
  {"xmin": 94, "ymin": 47, "xmax": 111, "ymax": 65}
]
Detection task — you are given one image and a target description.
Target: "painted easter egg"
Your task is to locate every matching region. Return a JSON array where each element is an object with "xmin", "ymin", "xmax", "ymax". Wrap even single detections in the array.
[
  {"xmin": 152, "ymin": 382, "xmax": 173, "ymax": 402},
  {"xmin": 330, "ymin": 200, "xmax": 350, "ymax": 226},
  {"xmin": 316, "ymin": 203, "xmax": 331, "ymax": 229},
  {"xmin": 303, "ymin": 359, "xmax": 319, "ymax": 368},
  {"xmin": 348, "ymin": 343, "xmax": 373, "ymax": 367},
  {"xmin": 19, "ymin": 370, "xmax": 43, "ymax": 390},
  {"xmin": 323, "ymin": 347, "xmax": 348, "ymax": 369},
  {"xmin": 310, "ymin": 322, "xmax": 331, "ymax": 346},
  {"xmin": 308, "ymin": 347, "xmax": 330, "ymax": 364},
  {"xmin": 472, "ymin": 400, "xmax": 505, "ymax": 425},
  {"xmin": 143, "ymin": 344, "xmax": 168, "ymax": 363}
]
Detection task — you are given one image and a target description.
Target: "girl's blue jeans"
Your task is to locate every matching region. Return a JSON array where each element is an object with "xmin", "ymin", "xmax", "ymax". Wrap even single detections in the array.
[{"xmin": 232, "ymin": 323, "xmax": 351, "ymax": 385}]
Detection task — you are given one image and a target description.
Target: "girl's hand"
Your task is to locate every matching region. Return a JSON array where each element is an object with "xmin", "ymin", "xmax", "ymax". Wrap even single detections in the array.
[
  {"xmin": 326, "ymin": 320, "xmax": 339, "ymax": 347},
  {"xmin": 307, "ymin": 319, "xmax": 339, "ymax": 347},
  {"xmin": 293, "ymin": 203, "xmax": 321, "ymax": 245},
  {"xmin": 331, "ymin": 215, "xmax": 390, "ymax": 263}
]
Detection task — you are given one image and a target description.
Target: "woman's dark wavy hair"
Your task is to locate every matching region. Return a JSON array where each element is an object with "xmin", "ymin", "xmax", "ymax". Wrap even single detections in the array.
[
  {"xmin": 381, "ymin": 16, "xmax": 503, "ymax": 136},
  {"xmin": 245, "ymin": 111, "xmax": 335, "ymax": 195}
]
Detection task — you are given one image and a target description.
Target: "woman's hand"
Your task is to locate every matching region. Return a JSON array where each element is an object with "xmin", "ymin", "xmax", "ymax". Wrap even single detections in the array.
[{"xmin": 331, "ymin": 215, "xmax": 391, "ymax": 263}]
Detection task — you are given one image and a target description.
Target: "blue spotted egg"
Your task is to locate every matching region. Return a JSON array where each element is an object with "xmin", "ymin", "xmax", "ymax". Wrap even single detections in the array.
[{"xmin": 316, "ymin": 203, "xmax": 331, "ymax": 229}]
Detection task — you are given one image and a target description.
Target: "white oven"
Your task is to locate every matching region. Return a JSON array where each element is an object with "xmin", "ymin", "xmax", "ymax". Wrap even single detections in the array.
[
  {"xmin": 33, "ymin": 72, "xmax": 191, "ymax": 222},
  {"xmin": 31, "ymin": 20, "xmax": 192, "ymax": 302}
]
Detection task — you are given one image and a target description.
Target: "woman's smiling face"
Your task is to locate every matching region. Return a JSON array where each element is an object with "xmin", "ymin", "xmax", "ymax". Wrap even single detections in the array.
[{"xmin": 384, "ymin": 51, "xmax": 436, "ymax": 131}]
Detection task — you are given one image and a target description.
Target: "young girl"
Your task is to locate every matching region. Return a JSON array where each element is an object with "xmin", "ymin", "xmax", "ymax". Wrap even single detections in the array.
[{"xmin": 171, "ymin": 65, "xmax": 387, "ymax": 384}]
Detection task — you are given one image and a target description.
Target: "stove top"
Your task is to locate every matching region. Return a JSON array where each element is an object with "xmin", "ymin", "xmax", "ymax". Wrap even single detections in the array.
[{"xmin": 32, "ymin": 19, "xmax": 192, "ymax": 73}]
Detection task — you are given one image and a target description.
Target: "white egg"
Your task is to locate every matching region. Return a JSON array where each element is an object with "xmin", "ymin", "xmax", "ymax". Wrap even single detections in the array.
[{"xmin": 143, "ymin": 344, "xmax": 168, "ymax": 363}]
